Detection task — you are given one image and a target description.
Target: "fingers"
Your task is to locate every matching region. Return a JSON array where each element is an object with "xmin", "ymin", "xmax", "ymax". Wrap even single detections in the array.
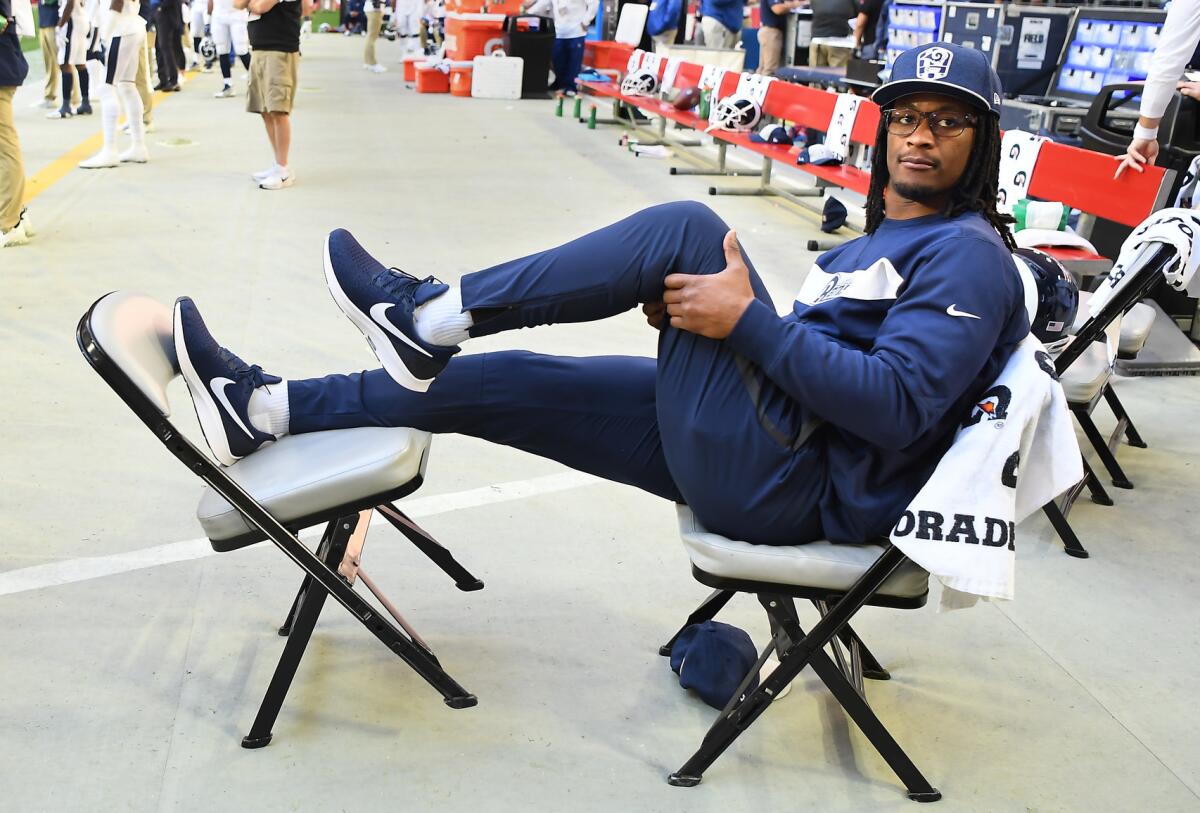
[
  {"xmin": 722, "ymin": 229, "xmax": 742, "ymax": 264},
  {"xmin": 662, "ymin": 288, "xmax": 683, "ymax": 304},
  {"xmin": 663, "ymin": 273, "xmax": 689, "ymax": 289},
  {"xmin": 1114, "ymin": 152, "xmax": 1144, "ymax": 179}
]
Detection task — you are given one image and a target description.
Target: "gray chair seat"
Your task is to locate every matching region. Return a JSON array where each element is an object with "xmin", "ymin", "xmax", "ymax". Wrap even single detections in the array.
[
  {"xmin": 676, "ymin": 506, "xmax": 929, "ymax": 600},
  {"xmin": 198, "ymin": 427, "xmax": 431, "ymax": 543},
  {"xmin": 1073, "ymin": 291, "xmax": 1155, "ymax": 358},
  {"xmin": 1060, "ymin": 340, "xmax": 1111, "ymax": 405}
]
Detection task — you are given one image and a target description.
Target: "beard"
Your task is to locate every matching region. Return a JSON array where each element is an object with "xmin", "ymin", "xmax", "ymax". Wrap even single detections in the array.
[{"xmin": 891, "ymin": 179, "xmax": 947, "ymax": 202}]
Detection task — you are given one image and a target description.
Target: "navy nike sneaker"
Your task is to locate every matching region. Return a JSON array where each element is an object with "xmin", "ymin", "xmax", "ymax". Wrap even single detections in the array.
[
  {"xmin": 173, "ymin": 297, "xmax": 282, "ymax": 466},
  {"xmin": 322, "ymin": 228, "xmax": 458, "ymax": 392}
]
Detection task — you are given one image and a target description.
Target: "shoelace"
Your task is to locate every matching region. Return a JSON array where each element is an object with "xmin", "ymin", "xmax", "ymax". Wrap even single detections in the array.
[
  {"xmin": 375, "ymin": 267, "xmax": 443, "ymax": 304},
  {"xmin": 218, "ymin": 347, "xmax": 275, "ymax": 392}
]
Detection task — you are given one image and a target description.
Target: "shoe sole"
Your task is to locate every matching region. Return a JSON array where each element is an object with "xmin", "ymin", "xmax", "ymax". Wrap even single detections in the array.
[
  {"xmin": 79, "ymin": 163, "xmax": 118, "ymax": 169},
  {"xmin": 322, "ymin": 233, "xmax": 433, "ymax": 392},
  {"xmin": 173, "ymin": 302, "xmax": 239, "ymax": 467},
  {"xmin": 259, "ymin": 178, "xmax": 294, "ymax": 190}
]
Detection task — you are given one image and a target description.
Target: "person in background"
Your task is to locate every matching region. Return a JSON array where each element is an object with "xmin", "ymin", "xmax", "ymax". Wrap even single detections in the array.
[
  {"xmin": 523, "ymin": 0, "xmax": 598, "ymax": 96},
  {"xmin": 1115, "ymin": 0, "xmax": 1200, "ymax": 179},
  {"xmin": 155, "ymin": 0, "xmax": 184, "ymax": 91},
  {"xmin": 78, "ymin": 0, "xmax": 150, "ymax": 168},
  {"xmin": 699, "ymin": 0, "xmax": 742, "ymax": 50},
  {"xmin": 646, "ymin": 0, "xmax": 681, "ymax": 51},
  {"xmin": 758, "ymin": 0, "xmax": 805, "ymax": 75},
  {"xmin": 1, "ymin": 0, "xmax": 32, "ymax": 247},
  {"xmin": 363, "ymin": 0, "xmax": 386, "ymax": 72},
  {"xmin": 238, "ymin": 0, "xmax": 305, "ymax": 189},
  {"xmin": 809, "ymin": 0, "xmax": 854, "ymax": 67},
  {"xmin": 35, "ymin": 0, "xmax": 63, "ymax": 109},
  {"xmin": 852, "ymin": 0, "xmax": 882, "ymax": 58},
  {"xmin": 47, "ymin": 0, "xmax": 92, "ymax": 118},
  {"xmin": 210, "ymin": 0, "xmax": 253, "ymax": 96}
]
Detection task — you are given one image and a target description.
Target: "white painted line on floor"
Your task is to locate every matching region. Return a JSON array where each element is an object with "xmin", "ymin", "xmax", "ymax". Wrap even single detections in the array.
[{"xmin": 0, "ymin": 471, "xmax": 601, "ymax": 598}]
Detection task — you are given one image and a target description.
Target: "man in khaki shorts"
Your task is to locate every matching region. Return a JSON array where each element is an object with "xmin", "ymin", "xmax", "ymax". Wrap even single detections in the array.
[{"xmin": 237, "ymin": 0, "xmax": 303, "ymax": 189}]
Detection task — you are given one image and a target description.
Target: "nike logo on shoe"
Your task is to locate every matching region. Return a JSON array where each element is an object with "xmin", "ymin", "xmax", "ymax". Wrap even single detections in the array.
[
  {"xmin": 370, "ymin": 302, "xmax": 434, "ymax": 358},
  {"xmin": 946, "ymin": 304, "xmax": 981, "ymax": 319},
  {"xmin": 210, "ymin": 377, "xmax": 258, "ymax": 439}
]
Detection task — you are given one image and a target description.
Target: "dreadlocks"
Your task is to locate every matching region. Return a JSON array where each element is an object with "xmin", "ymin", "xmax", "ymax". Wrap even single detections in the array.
[{"xmin": 863, "ymin": 115, "xmax": 1017, "ymax": 251}]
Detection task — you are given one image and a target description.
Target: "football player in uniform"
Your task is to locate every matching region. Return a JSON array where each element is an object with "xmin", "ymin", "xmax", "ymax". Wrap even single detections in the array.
[
  {"xmin": 79, "ymin": 0, "xmax": 149, "ymax": 167},
  {"xmin": 48, "ymin": 0, "xmax": 92, "ymax": 118},
  {"xmin": 209, "ymin": 0, "xmax": 251, "ymax": 96}
]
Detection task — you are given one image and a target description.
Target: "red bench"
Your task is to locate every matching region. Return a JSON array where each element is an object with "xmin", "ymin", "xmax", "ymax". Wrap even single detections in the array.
[{"xmin": 577, "ymin": 47, "xmax": 1175, "ymax": 263}]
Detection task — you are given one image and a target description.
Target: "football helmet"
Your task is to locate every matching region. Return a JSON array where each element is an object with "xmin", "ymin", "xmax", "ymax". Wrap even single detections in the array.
[
  {"xmin": 1013, "ymin": 247, "xmax": 1079, "ymax": 351},
  {"xmin": 621, "ymin": 68, "xmax": 659, "ymax": 97},
  {"xmin": 707, "ymin": 94, "xmax": 762, "ymax": 133},
  {"xmin": 199, "ymin": 35, "xmax": 217, "ymax": 62}
]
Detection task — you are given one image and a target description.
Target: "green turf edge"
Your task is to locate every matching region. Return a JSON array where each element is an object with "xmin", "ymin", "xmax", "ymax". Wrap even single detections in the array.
[{"xmin": 21, "ymin": 35, "xmax": 39, "ymax": 53}]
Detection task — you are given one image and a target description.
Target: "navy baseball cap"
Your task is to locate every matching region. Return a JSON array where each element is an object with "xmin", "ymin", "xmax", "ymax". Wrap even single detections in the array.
[
  {"xmin": 669, "ymin": 621, "xmax": 759, "ymax": 710},
  {"xmin": 873, "ymin": 42, "xmax": 1003, "ymax": 115}
]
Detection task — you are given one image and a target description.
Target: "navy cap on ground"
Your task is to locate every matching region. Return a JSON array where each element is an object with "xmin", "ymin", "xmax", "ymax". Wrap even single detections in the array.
[
  {"xmin": 669, "ymin": 620, "xmax": 759, "ymax": 709},
  {"xmin": 873, "ymin": 42, "xmax": 1004, "ymax": 115}
]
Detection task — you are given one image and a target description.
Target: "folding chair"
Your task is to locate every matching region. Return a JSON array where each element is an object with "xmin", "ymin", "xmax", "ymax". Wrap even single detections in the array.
[
  {"xmin": 661, "ymin": 507, "xmax": 940, "ymax": 802},
  {"xmin": 76, "ymin": 291, "xmax": 483, "ymax": 748},
  {"xmin": 1040, "ymin": 243, "xmax": 1178, "ymax": 557}
]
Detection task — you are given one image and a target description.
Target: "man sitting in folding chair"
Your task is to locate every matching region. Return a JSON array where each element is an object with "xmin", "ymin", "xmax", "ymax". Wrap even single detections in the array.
[{"xmin": 175, "ymin": 41, "xmax": 1030, "ymax": 565}]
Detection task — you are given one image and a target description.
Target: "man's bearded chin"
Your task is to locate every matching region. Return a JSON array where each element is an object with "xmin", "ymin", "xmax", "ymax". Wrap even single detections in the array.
[{"xmin": 891, "ymin": 180, "xmax": 947, "ymax": 202}]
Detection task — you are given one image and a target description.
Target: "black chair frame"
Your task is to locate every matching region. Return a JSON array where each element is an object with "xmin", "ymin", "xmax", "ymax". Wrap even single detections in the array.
[
  {"xmin": 660, "ymin": 544, "xmax": 942, "ymax": 803},
  {"xmin": 77, "ymin": 296, "xmax": 484, "ymax": 748},
  {"xmin": 1040, "ymin": 243, "xmax": 1175, "ymax": 559}
]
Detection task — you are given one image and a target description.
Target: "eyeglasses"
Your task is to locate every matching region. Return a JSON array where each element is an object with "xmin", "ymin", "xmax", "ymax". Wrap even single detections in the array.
[{"xmin": 884, "ymin": 109, "xmax": 978, "ymax": 138}]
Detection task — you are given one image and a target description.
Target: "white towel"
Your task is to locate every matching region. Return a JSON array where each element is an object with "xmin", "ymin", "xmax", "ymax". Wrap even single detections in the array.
[
  {"xmin": 1093, "ymin": 208, "xmax": 1200, "ymax": 313},
  {"xmin": 889, "ymin": 337, "xmax": 1083, "ymax": 608}
]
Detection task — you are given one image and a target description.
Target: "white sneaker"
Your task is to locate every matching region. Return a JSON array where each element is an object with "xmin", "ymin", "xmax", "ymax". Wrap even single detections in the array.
[
  {"xmin": 19, "ymin": 207, "xmax": 34, "ymax": 238},
  {"xmin": 121, "ymin": 121, "xmax": 157, "ymax": 135},
  {"xmin": 79, "ymin": 150, "xmax": 119, "ymax": 169},
  {"xmin": 119, "ymin": 144, "xmax": 150, "ymax": 163},
  {"xmin": 367, "ymin": 63, "xmax": 387, "ymax": 74},
  {"xmin": 214, "ymin": 84, "xmax": 235, "ymax": 98},
  {"xmin": 252, "ymin": 166, "xmax": 278, "ymax": 182},
  {"xmin": 259, "ymin": 170, "xmax": 294, "ymax": 190},
  {"xmin": 29, "ymin": 98, "xmax": 57, "ymax": 109},
  {"xmin": 0, "ymin": 219, "xmax": 30, "ymax": 248},
  {"xmin": 46, "ymin": 108, "xmax": 73, "ymax": 119}
]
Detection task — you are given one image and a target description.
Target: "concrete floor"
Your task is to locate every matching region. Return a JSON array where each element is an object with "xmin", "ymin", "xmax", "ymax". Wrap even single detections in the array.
[{"xmin": 3, "ymin": 35, "xmax": 1199, "ymax": 813}]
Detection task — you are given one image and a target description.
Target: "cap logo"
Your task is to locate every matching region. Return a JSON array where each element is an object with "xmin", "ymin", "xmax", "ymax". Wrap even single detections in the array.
[{"xmin": 916, "ymin": 46, "xmax": 954, "ymax": 80}]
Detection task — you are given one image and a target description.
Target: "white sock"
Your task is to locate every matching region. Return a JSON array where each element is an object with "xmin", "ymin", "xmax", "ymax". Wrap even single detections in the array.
[
  {"xmin": 117, "ymin": 82, "xmax": 145, "ymax": 148},
  {"xmin": 248, "ymin": 381, "xmax": 290, "ymax": 437},
  {"xmin": 100, "ymin": 83, "xmax": 118, "ymax": 153},
  {"xmin": 414, "ymin": 287, "xmax": 472, "ymax": 347}
]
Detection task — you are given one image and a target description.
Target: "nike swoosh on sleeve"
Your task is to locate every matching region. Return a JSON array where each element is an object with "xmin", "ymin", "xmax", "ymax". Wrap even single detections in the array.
[
  {"xmin": 210, "ymin": 377, "xmax": 258, "ymax": 439},
  {"xmin": 946, "ymin": 304, "xmax": 981, "ymax": 319},
  {"xmin": 370, "ymin": 303, "xmax": 434, "ymax": 358}
]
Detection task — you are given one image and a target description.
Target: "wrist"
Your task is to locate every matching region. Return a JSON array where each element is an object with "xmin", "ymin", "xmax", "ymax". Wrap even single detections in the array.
[{"xmin": 1133, "ymin": 124, "xmax": 1159, "ymax": 142}]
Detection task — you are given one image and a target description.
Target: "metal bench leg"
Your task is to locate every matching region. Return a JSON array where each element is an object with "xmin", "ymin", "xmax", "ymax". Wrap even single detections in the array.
[{"xmin": 671, "ymin": 142, "xmax": 764, "ymax": 178}]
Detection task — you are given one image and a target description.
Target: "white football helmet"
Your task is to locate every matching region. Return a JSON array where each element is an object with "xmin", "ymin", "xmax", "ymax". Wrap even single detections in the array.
[
  {"xmin": 707, "ymin": 94, "xmax": 762, "ymax": 133},
  {"xmin": 621, "ymin": 68, "xmax": 659, "ymax": 97}
]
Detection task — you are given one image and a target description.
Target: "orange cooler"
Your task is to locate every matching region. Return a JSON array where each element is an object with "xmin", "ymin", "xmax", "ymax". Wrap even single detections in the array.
[
  {"xmin": 444, "ymin": 12, "xmax": 507, "ymax": 61},
  {"xmin": 402, "ymin": 55, "xmax": 425, "ymax": 82},
  {"xmin": 415, "ymin": 65, "xmax": 451, "ymax": 93},
  {"xmin": 450, "ymin": 65, "xmax": 474, "ymax": 96}
]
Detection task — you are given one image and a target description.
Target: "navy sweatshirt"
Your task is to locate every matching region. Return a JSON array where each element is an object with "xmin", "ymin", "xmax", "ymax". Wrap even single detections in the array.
[{"xmin": 726, "ymin": 210, "xmax": 1029, "ymax": 543}]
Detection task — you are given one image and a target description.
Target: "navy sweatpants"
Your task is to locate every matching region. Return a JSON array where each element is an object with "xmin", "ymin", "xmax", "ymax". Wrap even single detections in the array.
[
  {"xmin": 289, "ymin": 202, "xmax": 826, "ymax": 545},
  {"xmin": 550, "ymin": 36, "xmax": 585, "ymax": 93}
]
